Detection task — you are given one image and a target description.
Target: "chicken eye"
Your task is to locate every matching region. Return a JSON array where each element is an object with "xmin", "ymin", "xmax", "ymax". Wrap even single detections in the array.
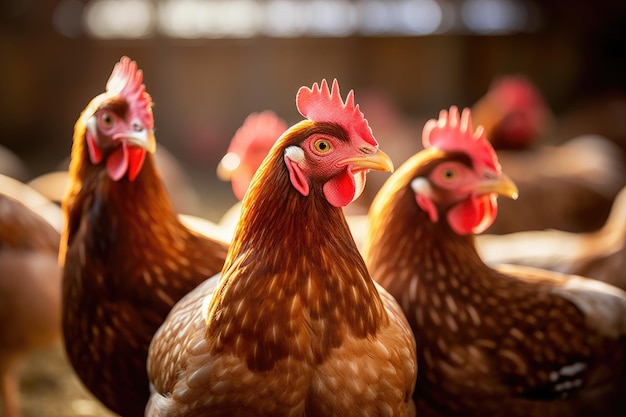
[
  {"xmin": 441, "ymin": 168, "xmax": 456, "ymax": 180},
  {"xmin": 313, "ymin": 139, "xmax": 332, "ymax": 154},
  {"xmin": 100, "ymin": 112, "xmax": 114, "ymax": 128}
]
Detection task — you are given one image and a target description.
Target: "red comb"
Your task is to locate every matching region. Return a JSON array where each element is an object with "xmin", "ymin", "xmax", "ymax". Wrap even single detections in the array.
[
  {"xmin": 228, "ymin": 110, "xmax": 287, "ymax": 154},
  {"xmin": 489, "ymin": 75, "xmax": 545, "ymax": 111},
  {"xmin": 423, "ymin": 106, "xmax": 499, "ymax": 173},
  {"xmin": 296, "ymin": 79, "xmax": 377, "ymax": 146},
  {"xmin": 105, "ymin": 56, "xmax": 154, "ymax": 129}
]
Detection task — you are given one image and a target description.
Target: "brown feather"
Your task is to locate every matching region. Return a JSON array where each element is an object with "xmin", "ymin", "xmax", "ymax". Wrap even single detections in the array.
[
  {"xmin": 0, "ymin": 193, "xmax": 61, "ymax": 417},
  {"xmin": 61, "ymin": 100, "xmax": 228, "ymax": 415},
  {"xmin": 364, "ymin": 149, "xmax": 626, "ymax": 417},
  {"xmin": 147, "ymin": 121, "xmax": 417, "ymax": 417}
]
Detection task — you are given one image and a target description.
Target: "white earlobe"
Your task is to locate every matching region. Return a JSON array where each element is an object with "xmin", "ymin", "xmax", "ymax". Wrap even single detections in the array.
[
  {"xmin": 411, "ymin": 177, "xmax": 432, "ymax": 196},
  {"xmin": 284, "ymin": 145, "xmax": 305, "ymax": 163},
  {"xmin": 284, "ymin": 146, "xmax": 309, "ymax": 196}
]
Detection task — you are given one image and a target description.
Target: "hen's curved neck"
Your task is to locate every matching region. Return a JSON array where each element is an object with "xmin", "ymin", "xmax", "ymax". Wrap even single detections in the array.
[
  {"xmin": 365, "ymin": 176, "xmax": 487, "ymax": 303},
  {"xmin": 61, "ymin": 128, "xmax": 182, "ymax": 261},
  {"xmin": 208, "ymin": 145, "xmax": 387, "ymax": 370}
]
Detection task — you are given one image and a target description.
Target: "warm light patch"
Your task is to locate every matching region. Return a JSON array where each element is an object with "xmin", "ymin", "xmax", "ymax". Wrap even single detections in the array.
[
  {"xmin": 83, "ymin": 0, "xmax": 155, "ymax": 38},
  {"xmin": 220, "ymin": 153, "xmax": 241, "ymax": 173},
  {"xmin": 56, "ymin": 0, "xmax": 537, "ymax": 39}
]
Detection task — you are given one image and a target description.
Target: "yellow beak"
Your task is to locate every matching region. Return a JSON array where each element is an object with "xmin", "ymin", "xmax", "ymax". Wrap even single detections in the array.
[
  {"xmin": 476, "ymin": 173, "xmax": 519, "ymax": 200},
  {"xmin": 116, "ymin": 129, "xmax": 157, "ymax": 154},
  {"xmin": 341, "ymin": 148, "xmax": 394, "ymax": 173}
]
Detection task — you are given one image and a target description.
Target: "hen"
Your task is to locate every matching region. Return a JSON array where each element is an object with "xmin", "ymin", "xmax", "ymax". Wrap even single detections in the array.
[
  {"xmin": 363, "ymin": 106, "xmax": 626, "ymax": 417},
  {"xmin": 217, "ymin": 109, "xmax": 288, "ymax": 202},
  {"xmin": 471, "ymin": 75, "xmax": 626, "ymax": 234},
  {"xmin": 0, "ymin": 193, "xmax": 62, "ymax": 417},
  {"xmin": 0, "ymin": 146, "xmax": 29, "ymax": 182},
  {"xmin": 216, "ymin": 110, "xmax": 288, "ymax": 236},
  {"xmin": 147, "ymin": 79, "xmax": 417, "ymax": 416},
  {"xmin": 60, "ymin": 56, "xmax": 229, "ymax": 416},
  {"xmin": 478, "ymin": 184, "xmax": 626, "ymax": 291},
  {"xmin": 471, "ymin": 75, "xmax": 552, "ymax": 150},
  {"xmin": 488, "ymin": 134, "xmax": 626, "ymax": 234}
]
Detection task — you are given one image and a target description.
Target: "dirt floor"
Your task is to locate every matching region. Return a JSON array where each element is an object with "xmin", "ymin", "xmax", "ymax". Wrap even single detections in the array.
[{"xmin": 15, "ymin": 344, "xmax": 117, "ymax": 417}]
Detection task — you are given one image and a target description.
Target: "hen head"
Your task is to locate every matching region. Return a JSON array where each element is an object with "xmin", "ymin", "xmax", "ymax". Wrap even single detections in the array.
[
  {"xmin": 281, "ymin": 79, "xmax": 393, "ymax": 208},
  {"xmin": 79, "ymin": 56, "xmax": 156, "ymax": 181},
  {"xmin": 409, "ymin": 106, "xmax": 518, "ymax": 235},
  {"xmin": 481, "ymin": 75, "xmax": 550, "ymax": 149},
  {"xmin": 217, "ymin": 110, "xmax": 288, "ymax": 200}
]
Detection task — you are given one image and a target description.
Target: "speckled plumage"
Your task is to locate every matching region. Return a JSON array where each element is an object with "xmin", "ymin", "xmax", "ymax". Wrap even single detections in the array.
[
  {"xmin": 364, "ymin": 119, "xmax": 626, "ymax": 416},
  {"xmin": 61, "ymin": 57, "xmax": 228, "ymax": 416},
  {"xmin": 147, "ymin": 115, "xmax": 417, "ymax": 416}
]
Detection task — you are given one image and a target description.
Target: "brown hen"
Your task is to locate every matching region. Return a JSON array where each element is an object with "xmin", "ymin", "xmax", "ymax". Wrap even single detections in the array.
[
  {"xmin": 471, "ymin": 75, "xmax": 552, "ymax": 150},
  {"xmin": 0, "ymin": 193, "xmax": 62, "ymax": 417},
  {"xmin": 488, "ymin": 134, "xmax": 626, "ymax": 234},
  {"xmin": 147, "ymin": 79, "xmax": 417, "ymax": 417},
  {"xmin": 0, "ymin": 173, "xmax": 63, "ymax": 232},
  {"xmin": 363, "ymin": 106, "xmax": 626, "ymax": 417},
  {"xmin": 60, "ymin": 56, "xmax": 229, "ymax": 416}
]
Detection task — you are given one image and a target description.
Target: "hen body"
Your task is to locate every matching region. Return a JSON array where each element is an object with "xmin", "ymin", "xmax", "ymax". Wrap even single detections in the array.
[
  {"xmin": 0, "ymin": 173, "xmax": 63, "ymax": 232},
  {"xmin": 489, "ymin": 135, "xmax": 626, "ymax": 234},
  {"xmin": 147, "ymin": 80, "xmax": 417, "ymax": 417},
  {"xmin": 0, "ymin": 193, "xmax": 62, "ymax": 417},
  {"xmin": 478, "ymin": 185, "xmax": 626, "ymax": 290},
  {"xmin": 363, "ymin": 107, "xmax": 626, "ymax": 417},
  {"xmin": 60, "ymin": 57, "xmax": 228, "ymax": 416}
]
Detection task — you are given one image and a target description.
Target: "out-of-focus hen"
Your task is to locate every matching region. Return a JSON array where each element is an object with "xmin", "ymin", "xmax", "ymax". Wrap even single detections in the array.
[
  {"xmin": 0, "ymin": 193, "xmax": 62, "ymax": 417},
  {"xmin": 478, "ymin": 184, "xmax": 626, "ymax": 291},
  {"xmin": 217, "ymin": 110, "xmax": 288, "ymax": 202},
  {"xmin": 60, "ymin": 56, "xmax": 229, "ymax": 416},
  {"xmin": 489, "ymin": 134, "xmax": 626, "ymax": 233},
  {"xmin": 472, "ymin": 75, "xmax": 626, "ymax": 233},
  {"xmin": 472, "ymin": 75, "xmax": 552, "ymax": 150},
  {"xmin": 363, "ymin": 106, "xmax": 626, "ymax": 416},
  {"xmin": 0, "ymin": 146, "xmax": 29, "ymax": 182},
  {"xmin": 147, "ymin": 79, "xmax": 417, "ymax": 416},
  {"xmin": 0, "ymin": 173, "xmax": 63, "ymax": 232},
  {"xmin": 216, "ymin": 110, "xmax": 288, "ymax": 236}
]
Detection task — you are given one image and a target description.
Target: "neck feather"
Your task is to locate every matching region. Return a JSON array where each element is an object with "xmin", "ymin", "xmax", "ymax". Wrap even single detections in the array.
[
  {"xmin": 364, "ymin": 167, "xmax": 487, "ymax": 303},
  {"xmin": 207, "ymin": 141, "xmax": 387, "ymax": 370},
  {"xmin": 60, "ymin": 125, "xmax": 181, "ymax": 263}
]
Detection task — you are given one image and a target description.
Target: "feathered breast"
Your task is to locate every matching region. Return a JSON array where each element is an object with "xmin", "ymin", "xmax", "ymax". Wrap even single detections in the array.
[
  {"xmin": 205, "ymin": 122, "xmax": 388, "ymax": 371},
  {"xmin": 61, "ymin": 130, "xmax": 227, "ymax": 415}
]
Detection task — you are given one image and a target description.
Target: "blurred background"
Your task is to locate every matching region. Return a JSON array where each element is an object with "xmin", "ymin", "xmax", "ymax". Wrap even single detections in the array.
[
  {"xmin": 1, "ymin": 0, "xmax": 625, "ymax": 415},
  {"xmin": 2, "ymin": 0, "xmax": 625, "ymax": 219}
]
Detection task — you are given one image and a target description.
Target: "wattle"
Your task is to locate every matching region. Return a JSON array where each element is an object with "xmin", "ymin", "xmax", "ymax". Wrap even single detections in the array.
[
  {"xmin": 106, "ymin": 142, "xmax": 146, "ymax": 181},
  {"xmin": 323, "ymin": 167, "xmax": 365, "ymax": 208},
  {"xmin": 447, "ymin": 193, "xmax": 498, "ymax": 235}
]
